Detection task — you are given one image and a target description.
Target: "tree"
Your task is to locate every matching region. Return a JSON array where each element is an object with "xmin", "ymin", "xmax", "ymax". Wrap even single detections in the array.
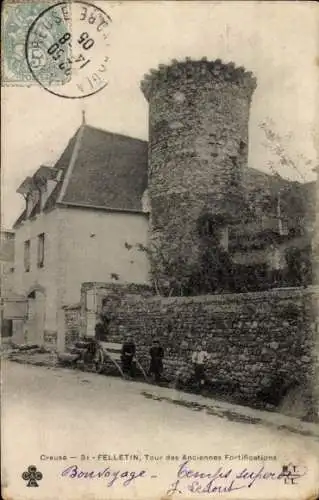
[
  {"xmin": 259, "ymin": 119, "xmax": 313, "ymax": 182},
  {"xmin": 138, "ymin": 213, "xmax": 235, "ymax": 297},
  {"xmin": 137, "ymin": 236, "xmax": 196, "ymax": 296},
  {"xmin": 256, "ymin": 120, "xmax": 315, "ymax": 231},
  {"xmin": 258, "ymin": 119, "xmax": 315, "ymax": 286}
]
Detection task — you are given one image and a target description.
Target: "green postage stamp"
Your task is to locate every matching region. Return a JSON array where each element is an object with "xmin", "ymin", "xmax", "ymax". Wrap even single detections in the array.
[
  {"xmin": 2, "ymin": 1, "xmax": 71, "ymax": 86},
  {"xmin": 2, "ymin": 0, "xmax": 111, "ymax": 97}
]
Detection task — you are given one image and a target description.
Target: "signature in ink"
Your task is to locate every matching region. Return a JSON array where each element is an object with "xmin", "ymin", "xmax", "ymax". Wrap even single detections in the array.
[{"xmin": 166, "ymin": 460, "xmax": 308, "ymax": 496}]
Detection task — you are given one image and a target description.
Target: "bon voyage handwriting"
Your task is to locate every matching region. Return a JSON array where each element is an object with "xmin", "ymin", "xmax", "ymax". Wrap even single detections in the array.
[{"xmin": 61, "ymin": 464, "xmax": 150, "ymax": 488}]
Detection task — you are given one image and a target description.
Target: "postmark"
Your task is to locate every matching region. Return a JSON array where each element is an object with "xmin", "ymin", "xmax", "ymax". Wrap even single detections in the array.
[
  {"xmin": 2, "ymin": 1, "xmax": 67, "ymax": 86},
  {"xmin": 25, "ymin": 1, "xmax": 111, "ymax": 98}
]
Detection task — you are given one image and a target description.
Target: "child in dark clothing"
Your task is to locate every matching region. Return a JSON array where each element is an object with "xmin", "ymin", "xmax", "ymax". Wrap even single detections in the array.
[
  {"xmin": 149, "ymin": 339, "xmax": 164, "ymax": 383},
  {"xmin": 95, "ymin": 321, "xmax": 105, "ymax": 341},
  {"xmin": 121, "ymin": 336, "xmax": 136, "ymax": 378}
]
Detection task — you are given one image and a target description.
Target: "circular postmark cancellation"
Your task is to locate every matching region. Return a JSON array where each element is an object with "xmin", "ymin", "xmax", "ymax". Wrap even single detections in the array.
[{"xmin": 25, "ymin": 1, "xmax": 111, "ymax": 99}]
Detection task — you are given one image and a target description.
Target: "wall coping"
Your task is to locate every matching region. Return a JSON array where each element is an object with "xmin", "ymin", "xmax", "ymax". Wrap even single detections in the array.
[
  {"xmin": 139, "ymin": 287, "xmax": 318, "ymax": 306},
  {"xmin": 63, "ymin": 302, "xmax": 81, "ymax": 310},
  {"xmin": 82, "ymin": 283, "xmax": 319, "ymax": 305},
  {"xmin": 81, "ymin": 282, "xmax": 152, "ymax": 293}
]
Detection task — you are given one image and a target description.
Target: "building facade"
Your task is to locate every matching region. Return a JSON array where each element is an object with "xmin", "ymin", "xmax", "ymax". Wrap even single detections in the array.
[
  {"xmin": 0, "ymin": 230, "xmax": 15, "ymax": 340},
  {"xmin": 12, "ymin": 125, "xmax": 150, "ymax": 349}
]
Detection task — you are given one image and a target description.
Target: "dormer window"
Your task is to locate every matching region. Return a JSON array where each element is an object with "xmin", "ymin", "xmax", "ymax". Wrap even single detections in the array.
[
  {"xmin": 37, "ymin": 167, "xmax": 62, "ymax": 209},
  {"xmin": 18, "ymin": 166, "xmax": 62, "ymax": 217},
  {"xmin": 56, "ymin": 169, "xmax": 63, "ymax": 182},
  {"xmin": 26, "ymin": 189, "xmax": 40, "ymax": 217},
  {"xmin": 26, "ymin": 194, "xmax": 32, "ymax": 217}
]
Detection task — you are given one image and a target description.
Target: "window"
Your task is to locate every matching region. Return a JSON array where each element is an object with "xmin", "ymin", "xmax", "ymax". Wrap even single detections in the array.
[
  {"xmin": 199, "ymin": 218, "xmax": 215, "ymax": 237},
  {"xmin": 37, "ymin": 233, "xmax": 45, "ymax": 268},
  {"xmin": 24, "ymin": 240, "xmax": 30, "ymax": 272},
  {"xmin": 197, "ymin": 213, "xmax": 221, "ymax": 238},
  {"xmin": 229, "ymin": 155, "xmax": 240, "ymax": 187}
]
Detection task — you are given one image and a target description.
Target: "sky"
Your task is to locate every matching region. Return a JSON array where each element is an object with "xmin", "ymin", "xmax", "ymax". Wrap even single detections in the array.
[{"xmin": 2, "ymin": 1, "xmax": 318, "ymax": 229}]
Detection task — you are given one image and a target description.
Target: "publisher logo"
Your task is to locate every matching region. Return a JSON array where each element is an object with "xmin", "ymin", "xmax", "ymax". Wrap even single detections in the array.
[{"xmin": 22, "ymin": 465, "xmax": 43, "ymax": 487}]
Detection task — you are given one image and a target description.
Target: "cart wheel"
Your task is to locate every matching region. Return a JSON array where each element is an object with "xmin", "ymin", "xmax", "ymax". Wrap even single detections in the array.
[
  {"xmin": 82, "ymin": 344, "xmax": 104, "ymax": 373},
  {"xmin": 93, "ymin": 347, "xmax": 105, "ymax": 373}
]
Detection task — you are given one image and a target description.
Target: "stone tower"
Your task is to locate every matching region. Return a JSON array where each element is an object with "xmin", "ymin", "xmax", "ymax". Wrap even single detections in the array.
[{"xmin": 141, "ymin": 58, "xmax": 257, "ymax": 289}]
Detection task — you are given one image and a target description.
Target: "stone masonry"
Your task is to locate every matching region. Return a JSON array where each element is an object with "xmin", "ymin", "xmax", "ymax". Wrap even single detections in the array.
[
  {"xmin": 76, "ymin": 283, "xmax": 318, "ymax": 414},
  {"xmin": 141, "ymin": 59, "xmax": 257, "ymax": 283},
  {"xmin": 64, "ymin": 305, "xmax": 81, "ymax": 346},
  {"xmin": 43, "ymin": 330, "xmax": 58, "ymax": 349}
]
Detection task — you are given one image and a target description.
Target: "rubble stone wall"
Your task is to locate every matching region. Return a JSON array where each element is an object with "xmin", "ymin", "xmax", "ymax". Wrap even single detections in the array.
[
  {"xmin": 43, "ymin": 330, "xmax": 57, "ymax": 349},
  {"xmin": 92, "ymin": 284, "xmax": 317, "ymax": 409},
  {"xmin": 64, "ymin": 305, "xmax": 81, "ymax": 346}
]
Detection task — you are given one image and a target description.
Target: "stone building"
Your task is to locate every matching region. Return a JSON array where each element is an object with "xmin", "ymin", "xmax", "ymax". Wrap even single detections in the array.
[
  {"xmin": 0, "ymin": 230, "xmax": 16, "ymax": 340},
  {"xmin": 11, "ymin": 123, "xmax": 150, "ymax": 349},
  {"xmin": 141, "ymin": 58, "xmax": 315, "ymax": 293},
  {"xmin": 141, "ymin": 59, "xmax": 256, "ymax": 247},
  {"xmin": 0, "ymin": 230, "xmax": 15, "ymax": 296}
]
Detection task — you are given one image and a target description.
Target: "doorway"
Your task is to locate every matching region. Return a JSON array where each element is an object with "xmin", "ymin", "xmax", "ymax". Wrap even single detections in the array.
[{"xmin": 26, "ymin": 290, "xmax": 45, "ymax": 345}]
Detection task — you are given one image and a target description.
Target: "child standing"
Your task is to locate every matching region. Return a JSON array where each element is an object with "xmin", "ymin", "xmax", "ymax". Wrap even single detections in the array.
[{"xmin": 191, "ymin": 342, "xmax": 209, "ymax": 391}]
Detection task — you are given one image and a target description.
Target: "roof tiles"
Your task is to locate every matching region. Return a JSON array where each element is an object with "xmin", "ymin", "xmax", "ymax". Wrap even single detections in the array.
[{"xmin": 59, "ymin": 125, "xmax": 148, "ymax": 211}]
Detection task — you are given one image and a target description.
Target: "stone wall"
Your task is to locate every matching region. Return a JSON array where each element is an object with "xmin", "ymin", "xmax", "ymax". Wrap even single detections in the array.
[
  {"xmin": 92, "ymin": 284, "xmax": 318, "ymax": 412},
  {"xmin": 43, "ymin": 330, "xmax": 57, "ymax": 349},
  {"xmin": 81, "ymin": 282, "xmax": 153, "ymax": 338},
  {"xmin": 64, "ymin": 305, "xmax": 81, "ymax": 346}
]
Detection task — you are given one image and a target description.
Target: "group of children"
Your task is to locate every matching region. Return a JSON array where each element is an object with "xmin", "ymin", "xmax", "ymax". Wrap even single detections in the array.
[
  {"xmin": 121, "ymin": 334, "xmax": 210, "ymax": 389},
  {"xmin": 121, "ymin": 337, "xmax": 164, "ymax": 382},
  {"xmin": 95, "ymin": 320, "xmax": 210, "ymax": 387}
]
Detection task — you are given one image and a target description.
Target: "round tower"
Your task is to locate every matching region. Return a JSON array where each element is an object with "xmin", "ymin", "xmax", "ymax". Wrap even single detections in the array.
[{"xmin": 141, "ymin": 58, "xmax": 257, "ymax": 290}]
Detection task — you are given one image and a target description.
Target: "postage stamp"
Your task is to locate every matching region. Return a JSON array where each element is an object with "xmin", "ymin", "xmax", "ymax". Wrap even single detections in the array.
[
  {"xmin": 2, "ymin": 1, "xmax": 111, "ymax": 98},
  {"xmin": 2, "ymin": 1, "xmax": 70, "ymax": 86},
  {"xmin": 25, "ymin": 1, "xmax": 112, "ymax": 98}
]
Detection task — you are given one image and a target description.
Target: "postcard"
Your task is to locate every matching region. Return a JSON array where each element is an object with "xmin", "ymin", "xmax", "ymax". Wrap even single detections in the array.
[{"xmin": 1, "ymin": 1, "xmax": 319, "ymax": 499}]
